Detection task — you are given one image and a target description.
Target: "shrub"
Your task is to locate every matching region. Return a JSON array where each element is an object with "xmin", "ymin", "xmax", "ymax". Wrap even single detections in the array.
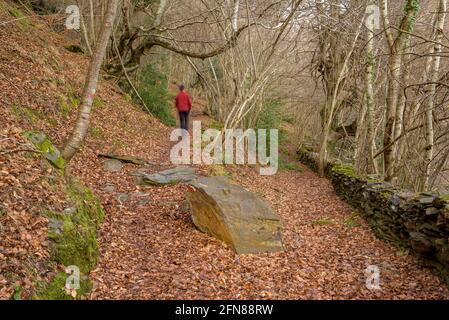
[
  {"xmin": 134, "ymin": 64, "xmax": 176, "ymax": 126},
  {"xmin": 255, "ymin": 98, "xmax": 288, "ymax": 151}
]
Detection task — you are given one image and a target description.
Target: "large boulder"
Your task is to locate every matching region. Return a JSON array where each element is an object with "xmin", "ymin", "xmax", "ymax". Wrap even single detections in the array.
[
  {"xmin": 187, "ymin": 177, "xmax": 284, "ymax": 254},
  {"xmin": 103, "ymin": 159, "xmax": 124, "ymax": 172}
]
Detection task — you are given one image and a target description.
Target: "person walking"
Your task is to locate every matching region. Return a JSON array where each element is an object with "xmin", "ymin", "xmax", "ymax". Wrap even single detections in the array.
[{"xmin": 175, "ymin": 84, "xmax": 192, "ymax": 131}]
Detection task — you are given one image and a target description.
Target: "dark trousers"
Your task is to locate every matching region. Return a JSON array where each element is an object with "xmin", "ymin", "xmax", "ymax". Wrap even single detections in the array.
[{"xmin": 179, "ymin": 111, "xmax": 190, "ymax": 131}]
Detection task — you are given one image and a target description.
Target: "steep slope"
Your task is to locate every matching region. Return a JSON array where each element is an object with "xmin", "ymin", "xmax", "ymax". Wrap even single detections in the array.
[{"xmin": 0, "ymin": 1, "xmax": 168, "ymax": 299}]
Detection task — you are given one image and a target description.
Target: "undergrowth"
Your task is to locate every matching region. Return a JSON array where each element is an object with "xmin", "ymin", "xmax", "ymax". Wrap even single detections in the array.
[{"xmin": 35, "ymin": 180, "xmax": 104, "ymax": 300}]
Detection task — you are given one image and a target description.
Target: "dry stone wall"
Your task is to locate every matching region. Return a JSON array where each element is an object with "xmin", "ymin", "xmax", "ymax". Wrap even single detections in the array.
[{"xmin": 297, "ymin": 148, "xmax": 449, "ymax": 284}]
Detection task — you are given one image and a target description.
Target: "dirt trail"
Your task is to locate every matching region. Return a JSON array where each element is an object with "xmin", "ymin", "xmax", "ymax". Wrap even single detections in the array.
[{"xmin": 88, "ymin": 112, "xmax": 449, "ymax": 300}]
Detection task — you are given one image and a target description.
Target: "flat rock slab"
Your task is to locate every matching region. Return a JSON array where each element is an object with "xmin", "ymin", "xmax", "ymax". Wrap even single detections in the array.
[
  {"xmin": 98, "ymin": 153, "xmax": 155, "ymax": 165},
  {"xmin": 139, "ymin": 166, "xmax": 198, "ymax": 186},
  {"xmin": 103, "ymin": 159, "xmax": 124, "ymax": 172},
  {"xmin": 187, "ymin": 177, "xmax": 284, "ymax": 254}
]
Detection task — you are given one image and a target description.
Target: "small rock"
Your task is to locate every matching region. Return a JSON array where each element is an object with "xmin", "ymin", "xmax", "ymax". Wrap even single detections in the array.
[
  {"xmin": 63, "ymin": 207, "xmax": 77, "ymax": 215},
  {"xmin": 138, "ymin": 198, "xmax": 150, "ymax": 206},
  {"xmin": 132, "ymin": 192, "xmax": 151, "ymax": 206},
  {"xmin": 425, "ymin": 207, "xmax": 439, "ymax": 216},
  {"xmin": 139, "ymin": 166, "xmax": 198, "ymax": 186},
  {"xmin": 103, "ymin": 184, "xmax": 116, "ymax": 193},
  {"xmin": 48, "ymin": 218, "xmax": 64, "ymax": 235},
  {"xmin": 409, "ymin": 231, "xmax": 434, "ymax": 254},
  {"xmin": 103, "ymin": 159, "xmax": 124, "ymax": 172},
  {"xmin": 419, "ymin": 197, "xmax": 435, "ymax": 205},
  {"xmin": 117, "ymin": 193, "xmax": 130, "ymax": 203}
]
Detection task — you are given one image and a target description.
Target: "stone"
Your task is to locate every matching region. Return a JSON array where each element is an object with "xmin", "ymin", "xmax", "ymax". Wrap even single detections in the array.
[
  {"xmin": 25, "ymin": 131, "xmax": 66, "ymax": 169},
  {"xmin": 139, "ymin": 166, "xmax": 198, "ymax": 186},
  {"xmin": 103, "ymin": 184, "xmax": 116, "ymax": 193},
  {"xmin": 132, "ymin": 192, "xmax": 151, "ymax": 206},
  {"xmin": 98, "ymin": 153, "xmax": 151, "ymax": 165},
  {"xmin": 299, "ymin": 148, "xmax": 449, "ymax": 284},
  {"xmin": 103, "ymin": 159, "xmax": 124, "ymax": 172},
  {"xmin": 48, "ymin": 218, "xmax": 64, "ymax": 235},
  {"xmin": 117, "ymin": 193, "xmax": 130, "ymax": 203},
  {"xmin": 63, "ymin": 207, "xmax": 77, "ymax": 215},
  {"xmin": 187, "ymin": 176, "xmax": 284, "ymax": 254},
  {"xmin": 419, "ymin": 197, "xmax": 435, "ymax": 205},
  {"xmin": 425, "ymin": 207, "xmax": 439, "ymax": 216},
  {"xmin": 409, "ymin": 232, "xmax": 434, "ymax": 255},
  {"xmin": 444, "ymin": 205, "xmax": 449, "ymax": 219},
  {"xmin": 138, "ymin": 198, "xmax": 150, "ymax": 206}
]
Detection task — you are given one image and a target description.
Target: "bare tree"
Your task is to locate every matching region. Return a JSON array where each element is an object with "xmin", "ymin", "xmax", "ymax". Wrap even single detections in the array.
[
  {"xmin": 62, "ymin": 0, "xmax": 120, "ymax": 161},
  {"xmin": 423, "ymin": 0, "xmax": 447, "ymax": 190}
]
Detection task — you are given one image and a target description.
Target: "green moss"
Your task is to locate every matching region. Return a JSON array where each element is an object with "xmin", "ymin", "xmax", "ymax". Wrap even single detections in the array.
[
  {"xmin": 279, "ymin": 157, "xmax": 303, "ymax": 172},
  {"xmin": 46, "ymin": 183, "xmax": 103, "ymax": 274},
  {"xmin": 344, "ymin": 213, "xmax": 361, "ymax": 229},
  {"xmin": 35, "ymin": 272, "xmax": 92, "ymax": 300},
  {"xmin": 439, "ymin": 194, "xmax": 449, "ymax": 202},
  {"xmin": 208, "ymin": 120, "xmax": 224, "ymax": 130},
  {"xmin": 380, "ymin": 191, "xmax": 392, "ymax": 200},
  {"xmin": 6, "ymin": 4, "xmax": 30, "ymax": 30},
  {"xmin": 331, "ymin": 163, "xmax": 358, "ymax": 179},
  {"xmin": 123, "ymin": 93, "xmax": 132, "ymax": 102},
  {"xmin": 64, "ymin": 44, "xmax": 85, "ymax": 54},
  {"xmin": 206, "ymin": 165, "xmax": 229, "ymax": 177},
  {"xmin": 311, "ymin": 218, "xmax": 334, "ymax": 226},
  {"xmin": 36, "ymin": 181, "xmax": 104, "ymax": 300},
  {"xmin": 299, "ymin": 146, "xmax": 314, "ymax": 153},
  {"xmin": 11, "ymin": 104, "xmax": 43, "ymax": 123},
  {"xmin": 9, "ymin": 285, "xmax": 22, "ymax": 300},
  {"xmin": 59, "ymin": 94, "xmax": 79, "ymax": 117},
  {"xmin": 90, "ymin": 126, "xmax": 105, "ymax": 140},
  {"xmin": 404, "ymin": 0, "xmax": 420, "ymax": 30},
  {"xmin": 24, "ymin": 131, "xmax": 66, "ymax": 170},
  {"xmin": 93, "ymin": 97, "xmax": 105, "ymax": 109}
]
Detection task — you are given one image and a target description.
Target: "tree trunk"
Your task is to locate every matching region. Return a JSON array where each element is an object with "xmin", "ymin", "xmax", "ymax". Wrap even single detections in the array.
[
  {"xmin": 62, "ymin": 0, "xmax": 120, "ymax": 161},
  {"xmin": 356, "ymin": 15, "xmax": 376, "ymax": 174},
  {"xmin": 423, "ymin": 0, "xmax": 447, "ymax": 190},
  {"xmin": 381, "ymin": 0, "xmax": 420, "ymax": 181}
]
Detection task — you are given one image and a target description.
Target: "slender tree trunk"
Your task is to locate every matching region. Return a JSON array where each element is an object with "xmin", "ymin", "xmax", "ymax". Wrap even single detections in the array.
[
  {"xmin": 317, "ymin": 19, "xmax": 363, "ymax": 176},
  {"xmin": 89, "ymin": 0, "xmax": 96, "ymax": 47},
  {"xmin": 232, "ymin": 0, "xmax": 241, "ymax": 32},
  {"xmin": 356, "ymin": 6, "xmax": 376, "ymax": 174},
  {"xmin": 381, "ymin": 0, "xmax": 420, "ymax": 181},
  {"xmin": 62, "ymin": 0, "xmax": 120, "ymax": 161},
  {"xmin": 75, "ymin": 1, "xmax": 93, "ymax": 56},
  {"xmin": 392, "ymin": 36, "xmax": 411, "ymax": 176},
  {"xmin": 423, "ymin": 0, "xmax": 447, "ymax": 190},
  {"xmin": 383, "ymin": 53, "xmax": 402, "ymax": 180}
]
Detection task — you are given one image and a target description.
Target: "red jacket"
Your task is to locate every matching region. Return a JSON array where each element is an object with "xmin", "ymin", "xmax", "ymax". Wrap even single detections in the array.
[{"xmin": 175, "ymin": 91, "xmax": 192, "ymax": 112}]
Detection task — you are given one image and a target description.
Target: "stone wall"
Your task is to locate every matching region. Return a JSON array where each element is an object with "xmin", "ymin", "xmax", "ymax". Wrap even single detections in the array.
[{"xmin": 297, "ymin": 149, "xmax": 449, "ymax": 284}]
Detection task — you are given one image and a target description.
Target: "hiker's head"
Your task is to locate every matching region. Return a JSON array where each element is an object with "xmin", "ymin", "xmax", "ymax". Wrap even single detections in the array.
[{"xmin": 179, "ymin": 84, "xmax": 185, "ymax": 91}]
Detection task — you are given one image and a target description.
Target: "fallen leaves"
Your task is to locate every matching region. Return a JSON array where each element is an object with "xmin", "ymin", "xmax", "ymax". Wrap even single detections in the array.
[{"xmin": 1, "ymin": 5, "xmax": 449, "ymax": 301}]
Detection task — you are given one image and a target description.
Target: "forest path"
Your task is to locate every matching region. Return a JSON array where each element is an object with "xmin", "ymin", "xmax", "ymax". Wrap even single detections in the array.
[{"xmin": 88, "ymin": 111, "xmax": 449, "ymax": 300}]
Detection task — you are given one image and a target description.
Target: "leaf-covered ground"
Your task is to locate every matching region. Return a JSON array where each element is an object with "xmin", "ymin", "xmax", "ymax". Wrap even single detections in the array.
[
  {"xmin": 85, "ymin": 113, "xmax": 449, "ymax": 300},
  {"xmin": 1, "ymin": 2, "xmax": 448, "ymax": 300}
]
